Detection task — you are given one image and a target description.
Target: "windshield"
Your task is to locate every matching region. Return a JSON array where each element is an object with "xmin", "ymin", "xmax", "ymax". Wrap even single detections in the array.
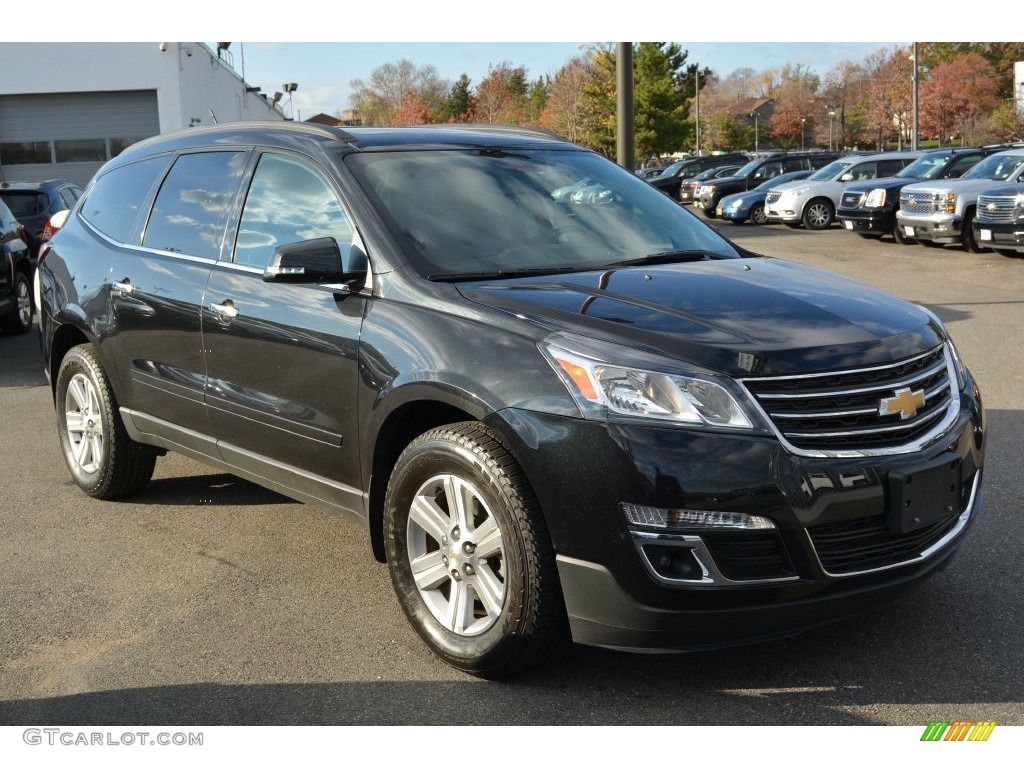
[
  {"xmin": 897, "ymin": 152, "xmax": 953, "ymax": 180},
  {"xmin": 734, "ymin": 159, "xmax": 762, "ymax": 177},
  {"xmin": 808, "ymin": 160, "xmax": 855, "ymax": 181},
  {"xmin": 346, "ymin": 148, "xmax": 741, "ymax": 279},
  {"xmin": 661, "ymin": 160, "xmax": 686, "ymax": 177},
  {"xmin": 962, "ymin": 154, "xmax": 1024, "ymax": 181}
]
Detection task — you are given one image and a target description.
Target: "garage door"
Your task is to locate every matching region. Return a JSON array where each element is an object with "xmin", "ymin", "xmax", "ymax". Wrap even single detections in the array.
[{"xmin": 0, "ymin": 90, "xmax": 159, "ymax": 187}]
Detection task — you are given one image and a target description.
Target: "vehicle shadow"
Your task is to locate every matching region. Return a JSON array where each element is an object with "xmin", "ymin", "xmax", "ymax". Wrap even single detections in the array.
[
  {"xmin": 127, "ymin": 473, "xmax": 296, "ymax": 507},
  {"xmin": 0, "ymin": 327, "xmax": 47, "ymax": 389}
]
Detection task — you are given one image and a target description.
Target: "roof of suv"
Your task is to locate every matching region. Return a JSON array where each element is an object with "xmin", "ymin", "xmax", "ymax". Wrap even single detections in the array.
[{"xmin": 114, "ymin": 122, "xmax": 577, "ymax": 170}]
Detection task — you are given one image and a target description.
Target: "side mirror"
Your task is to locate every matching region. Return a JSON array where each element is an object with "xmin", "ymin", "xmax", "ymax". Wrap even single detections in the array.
[
  {"xmin": 262, "ymin": 237, "xmax": 365, "ymax": 287},
  {"xmin": 839, "ymin": 173, "xmax": 854, "ymax": 182}
]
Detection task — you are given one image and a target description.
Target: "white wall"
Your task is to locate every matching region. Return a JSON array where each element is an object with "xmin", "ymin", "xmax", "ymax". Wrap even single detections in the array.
[
  {"xmin": 0, "ymin": 42, "xmax": 284, "ymax": 132},
  {"xmin": 1016, "ymin": 61, "xmax": 1024, "ymax": 117}
]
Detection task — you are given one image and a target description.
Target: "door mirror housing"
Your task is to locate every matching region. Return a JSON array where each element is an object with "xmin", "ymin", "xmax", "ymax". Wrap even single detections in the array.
[
  {"xmin": 262, "ymin": 237, "xmax": 366, "ymax": 287},
  {"xmin": 839, "ymin": 172, "xmax": 854, "ymax": 182}
]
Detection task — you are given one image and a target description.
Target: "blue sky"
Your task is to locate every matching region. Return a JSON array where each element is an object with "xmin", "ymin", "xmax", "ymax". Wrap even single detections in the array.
[{"xmin": 230, "ymin": 41, "xmax": 904, "ymax": 120}]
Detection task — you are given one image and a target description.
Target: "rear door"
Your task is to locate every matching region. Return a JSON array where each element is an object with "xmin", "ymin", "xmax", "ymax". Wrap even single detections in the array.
[
  {"xmin": 102, "ymin": 150, "xmax": 249, "ymax": 434},
  {"xmin": 201, "ymin": 150, "xmax": 367, "ymax": 506}
]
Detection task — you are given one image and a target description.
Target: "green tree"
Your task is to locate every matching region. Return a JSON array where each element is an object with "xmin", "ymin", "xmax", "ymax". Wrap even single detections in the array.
[
  {"xmin": 440, "ymin": 74, "xmax": 474, "ymax": 123},
  {"xmin": 577, "ymin": 43, "xmax": 701, "ymax": 159}
]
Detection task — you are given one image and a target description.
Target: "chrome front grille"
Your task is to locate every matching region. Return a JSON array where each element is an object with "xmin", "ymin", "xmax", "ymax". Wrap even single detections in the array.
[
  {"xmin": 741, "ymin": 345, "xmax": 958, "ymax": 456},
  {"xmin": 840, "ymin": 191, "xmax": 863, "ymax": 209},
  {"xmin": 900, "ymin": 191, "xmax": 934, "ymax": 215},
  {"xmin": 766, "ymin": 192, "xmax": 782, "ymax": 205},
  {"xmin": 976, "ymin": 194, "xmax": 1018, "ymax": 224}
]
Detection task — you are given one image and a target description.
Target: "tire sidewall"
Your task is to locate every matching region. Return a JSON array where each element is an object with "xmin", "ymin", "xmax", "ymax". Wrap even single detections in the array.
[
  {"xmin": 55, "ymin": 349, "xmax": 113, "ymax": 495},
  {"xmin": 384, "ymin": 434, "xmax": 531, "ymax": 673}
]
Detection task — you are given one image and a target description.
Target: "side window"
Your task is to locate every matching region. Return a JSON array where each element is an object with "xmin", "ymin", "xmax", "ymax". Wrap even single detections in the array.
[
  {"xmin": 850, "ymin": 162, "xmax": 876, "ymax": 181},
  {"xmin": 233, "ymin": 153, "xmax": 354, "ymax": 269},
  {"xmin": 143, "ymin": 151, "xmax": 246, "ymax": 259},
  {"xmin": 80, "ymin": 155, "xmax": 171, "ymax": 244},
  {"xmin": 946, "ymin": 155, "xmax": 980, "ymax": 178},
  {"xmin": 59, "ymin": 189, "xmax": 77, "ymax": 210},
  {"xmin": 757, "ymin": 161, "xmax": 783, "ymax": 179},
  {"xmin": 782, "ymin": 157, "xmax": 807, "ymax": 172},
  {"xmin": 877, "ymin": 159, "xmax": 907, "ymax": 177}
]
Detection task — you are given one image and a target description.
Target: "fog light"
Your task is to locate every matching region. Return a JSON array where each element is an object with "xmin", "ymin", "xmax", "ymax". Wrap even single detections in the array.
[
  {"xmin": 642, "ymin": 544, "xmax": 707, "ymax": 581},
  {"xmin": 622, "ymin": 503, "xmax": 776, "ymax": 531}
]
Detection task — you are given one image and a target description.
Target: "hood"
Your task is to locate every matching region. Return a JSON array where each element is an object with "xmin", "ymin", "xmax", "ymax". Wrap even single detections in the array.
[
  {"xmin": 456, "ymin": 258, "xmax": 942, "ymax": 376},
  {"xmin": 902, "ymin": 178, "xmax": 1006, "ymax": 196},
  {"xmin": 975, "ymin": 183, "xmax": 1024, "ymax": 198},
  {"xmin": 845, "ymin": 176, "xmax": 918, "ymax": 194}
]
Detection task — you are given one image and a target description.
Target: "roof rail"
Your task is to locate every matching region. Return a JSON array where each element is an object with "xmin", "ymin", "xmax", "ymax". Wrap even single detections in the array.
[{"xmin": 412, "ymin": 123, "xmax": 569, "ymax": 142}]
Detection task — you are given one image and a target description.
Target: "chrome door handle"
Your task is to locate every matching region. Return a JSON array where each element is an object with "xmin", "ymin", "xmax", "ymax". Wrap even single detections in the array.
[
  {"xmin": 209, "ymin": 301, "xmax": 239, "ymax": 319},
  {"xmin": 112, "ymin": 279, "xmax": 133, "ymax": 296}
]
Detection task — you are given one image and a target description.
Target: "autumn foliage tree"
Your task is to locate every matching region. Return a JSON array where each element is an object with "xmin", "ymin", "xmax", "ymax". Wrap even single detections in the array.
[{"xmin": 920, "ymin": 53, "xmax": 1001, "ymax": 145}]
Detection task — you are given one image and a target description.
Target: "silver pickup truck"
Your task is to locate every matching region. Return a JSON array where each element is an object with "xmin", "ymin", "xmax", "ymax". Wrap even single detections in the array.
[{"xmin": 896, "ymin": 148, "xmax": 1024, "ymax": 251}]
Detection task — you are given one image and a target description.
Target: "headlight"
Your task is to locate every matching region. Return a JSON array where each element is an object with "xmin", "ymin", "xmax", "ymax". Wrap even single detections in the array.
[
  {"xmin": 539, "ymin": 335, "xmax": 764, "ymax": 430},
  {"xmin": 935, "ymin": 192, "xmax": 956, "ymax": 213},
  {"xmin": 864, "ymin": 188, "xmax": 887, "ymax": 207},
  {"xmin": 732, "ymin": 197, "xmax": 744, "ymax": 208},
  {"xmin": 1014, "ymin": 193, "xmax": 1024, "ymax": 219},
  {"xmin": 917, "ymin": 305, "xmax": 968, "ymax": 390}
]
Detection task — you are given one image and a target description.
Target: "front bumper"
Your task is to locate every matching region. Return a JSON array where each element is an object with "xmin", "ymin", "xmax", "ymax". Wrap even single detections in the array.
[
  {"xmin": 838, "ymin": 207, "xmax": 895, "ymax": 235},
  {"xmin": 896, "ymin": 212, "xmax": 962, "ymax": 243},
  {"xmin": 973, "ymin": 221, "xmax": 1024, "ymax": 251},
  {"xmin": 488, "ymin": 378, "xmax": 985, "ymax": 652},
  {"xmin": 765, "ymin": 199, "xmax": 804, "ymax": 223}
]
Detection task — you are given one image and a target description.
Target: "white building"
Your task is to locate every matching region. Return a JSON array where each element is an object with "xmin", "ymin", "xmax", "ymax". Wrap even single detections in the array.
[
  {"xmin": 0, "ymin": 42, "xmax": 286, "ymax": 186},
  {"xmin": 1016, "ymin": 61, "xmax": 1024, "ymax": 117}
]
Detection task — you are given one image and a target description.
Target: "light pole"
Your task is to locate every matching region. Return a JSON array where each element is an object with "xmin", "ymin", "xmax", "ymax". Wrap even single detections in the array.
[
  {"xmin": 828, "ymin": 108, "xmax": 836, "ymax": 151},
  {"xmin": 283, "ymin": 82, "xmax": 298, "ymax": 120},
  {"xmin": 750, "ymin": 111, "xmax": 759, "ymax": 152},
  {"xmin": 801, "ymin": 118, "xmax": 806, "ymax": 151},
  {"xmin": 911, "ymin": 42, "xmax": 919, "ymax": 151},
  {"xmin": 695, "ymin": 67, "xmax": 701, "ymax": 155}
]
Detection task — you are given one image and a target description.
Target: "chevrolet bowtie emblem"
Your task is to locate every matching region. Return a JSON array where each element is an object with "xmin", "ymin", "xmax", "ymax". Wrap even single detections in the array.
[
  {"xmin": 987, "ymin": 202, "xmax": 996, "ymax": 211},
  {"xmin": 879, "ymin": 387, "xmax": 926, "ymax": 420}
]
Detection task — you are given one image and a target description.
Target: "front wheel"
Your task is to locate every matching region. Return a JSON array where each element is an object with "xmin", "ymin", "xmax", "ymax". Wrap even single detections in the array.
[
  {"xmin": 55, "ymin": 345, "xmax": 156, "ymax": 498},
  {"xmin": 961, "ymin": 211, "xmax": 984, "ymax": 253},
  {"xmin": 802, "ymin": 199, "xmax": 834, "ymax": 230},
  {"xmin": 384, "ymin": 423, "xmax": 568, "ymax": 678},
  {"xmin": 749, "ymin": 202, "xmax": 768, "ymax": 225}
]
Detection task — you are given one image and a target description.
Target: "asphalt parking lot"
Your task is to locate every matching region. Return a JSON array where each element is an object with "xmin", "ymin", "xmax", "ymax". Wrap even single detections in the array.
[{"xmin": 1, "ymin": 224, "xmax": 1022, "ymax": 726}]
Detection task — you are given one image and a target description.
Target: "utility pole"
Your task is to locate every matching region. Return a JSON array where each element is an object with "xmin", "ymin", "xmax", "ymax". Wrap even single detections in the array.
[
  {"xmin": 616, "ymin": 43, "xmax": 635, "ymax": 171},
  {"xmin": 912, "ymin": 42, "xmax": 920, "ymax": 151},
  {"xmin": 695, "ymin": 67, "xmax": 701, "ymax": 155}
]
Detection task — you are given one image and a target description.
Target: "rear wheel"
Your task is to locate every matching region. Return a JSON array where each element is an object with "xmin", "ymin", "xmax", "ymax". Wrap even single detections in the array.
[
  {"xmin": 384, "ymin": 423, "xmax": 568, "ymax": 678},
  {"xmin": 802, "ymin": 199, "xmax": 834, "ymax": 230},
  {"xmin": 55, "ymin": 344, "xmax": 156, "ymax": 498},
  {"xmin": 749, "ymin": 202, "xmax": 768, "ymax": 225},
  {"xmin": 0, "ymin": 271, "xmax": 33, "ymax": 335}
]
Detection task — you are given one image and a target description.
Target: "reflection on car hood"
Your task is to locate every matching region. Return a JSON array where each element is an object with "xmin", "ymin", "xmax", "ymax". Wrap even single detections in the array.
[{"xmin": 456, "ymin": 258, "xmax": 941, "ymax": 376}]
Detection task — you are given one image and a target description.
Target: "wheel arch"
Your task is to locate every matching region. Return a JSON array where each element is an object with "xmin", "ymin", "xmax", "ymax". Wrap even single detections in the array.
[
  {"xmin": 48, "ymin": 323, "xmax": 92, "ymax": 398},
  {"xmin": 367, "ymin": 398, "xmax": 483, "ymax": 562}
]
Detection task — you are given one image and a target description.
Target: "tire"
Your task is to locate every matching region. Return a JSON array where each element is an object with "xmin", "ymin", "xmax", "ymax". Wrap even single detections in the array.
[
  {"xmin": 55, "ymin": 344, "xmax": 156, "ymax": 499},
  {"xmin": 0, "ymin": 270, "xmax": 33, "ymax": 335},
  {"xmin": 961, "ymin": 210, "xmax": 984, "ymax": 253},
  {"xmin": 702, "ymin": 201, "xmax": 717, "ymax": 219},
  {"xmin": 891, "ymin": 218, "xmax": 910, "ymax": 245},
  {"xmin": 802, "ymin": 199, "xmax": 834, "ymax": 230},
  {"xmin": 384, "ymin": 422, "xmax": 568, "ymax": 678},
  {"xmin": 749, "ymin": 203, "xmax": 768, "ymax": 225}
]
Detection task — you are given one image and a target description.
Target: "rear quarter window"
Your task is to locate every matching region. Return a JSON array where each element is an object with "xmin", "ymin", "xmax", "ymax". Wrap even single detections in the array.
[{"xmin": 81, "ymin": 156, "xmax": 172, "ymax": 244}]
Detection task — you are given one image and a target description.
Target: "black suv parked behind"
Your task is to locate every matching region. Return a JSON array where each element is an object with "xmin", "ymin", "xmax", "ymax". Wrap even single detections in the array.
[
  {"xmin": 647, "ymin": 152, "xmax": 750, "ymax": 201},
  {"xmin": 1, "ymin": 197, "xmax": 34, "ymax": 334},
  {"xmin": 39, "ymin": 123, "xmax": 986, "ymax": 678},
  {"xmin": 836, "ymin": 148, "xmax": 994, "ymax": 243},
  {"xmin": 695, "ymin": 151, "xmax": 840, "ymax": 217}
]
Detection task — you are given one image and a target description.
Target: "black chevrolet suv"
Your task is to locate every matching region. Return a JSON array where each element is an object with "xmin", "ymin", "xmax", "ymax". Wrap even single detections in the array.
[
  {"xmin": 836, "ymin": 148, "xmax": 992, "ymax": 243},
  {"xmin": 695, "ymin": 151, "xmax": 840, "ymax": 217},
  {"xmin": 38, "ymin": 123, "xmax": 985, "ymax": 678}
]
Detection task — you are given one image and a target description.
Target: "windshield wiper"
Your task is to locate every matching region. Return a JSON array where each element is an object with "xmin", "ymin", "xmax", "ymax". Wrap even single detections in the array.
[{"xmin": 602, "ymin": 250, "xmax": 715, "ymax": 268}]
